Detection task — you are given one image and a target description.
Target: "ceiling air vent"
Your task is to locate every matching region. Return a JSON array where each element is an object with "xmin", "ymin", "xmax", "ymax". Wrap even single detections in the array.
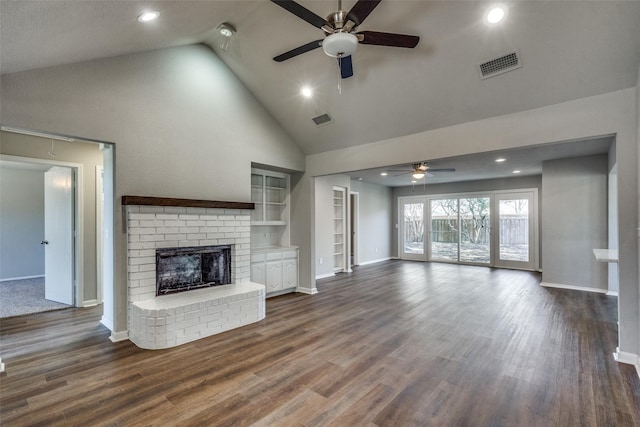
[
  {"xmin": 312, "ymin": 113, "xmax": 334, "ymax": 127},
  {"xmin": 477, "ymin": 50, "xmax": 522, "ymax": 79}
]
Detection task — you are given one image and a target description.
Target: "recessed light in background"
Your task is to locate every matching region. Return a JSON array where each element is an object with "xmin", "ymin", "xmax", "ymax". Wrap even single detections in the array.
[
  {"xmin": 495, "ymin": 158, "xmax": 506, "ymax": 163},
  {"xmin": 301, "ymin": 86, "xmax": 313, "ymax": 98},
  {"xmin": 137, "ymin": 11, "xmax": 160, "ymax": 23}
]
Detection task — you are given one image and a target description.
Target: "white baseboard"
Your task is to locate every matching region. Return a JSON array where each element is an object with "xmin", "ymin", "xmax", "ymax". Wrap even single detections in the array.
[
  {"xmin": 357, "ymin": 257, "xmax": 392, "ymax": 266},
  {"xmin": 109, "ymin": 330, "xmax": 129, "ymax": 343},
  {"xmin": 296, "ymin": 286, "xmax": 318, "ymax": 295},
  {"xmin": 100, "ymin": 316, "xmax": 114, "ymax": 331},
  {"xmin": 81, "ymin": 299, "xmax": 99, "ymax": 307},
  {"xmin": 315, "ymin": 273, "xmax": 335, "ymax": 280},
  {"xmin": 0, "ymin": 274, "xmax": 44, "ymax": 282},
  {"xmin": 540, "ymin": 282, "xmax": 607, "ymax": 294},
  {"xmin": 613, "ymin": 348, "xmax": 640, "ymax": 378}
]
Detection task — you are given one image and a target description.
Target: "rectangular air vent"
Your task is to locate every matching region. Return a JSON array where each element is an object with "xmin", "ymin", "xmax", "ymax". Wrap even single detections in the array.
[
  {"xmin": 477, "ymin": 50, "xmax": 522, "ymax": 79},
  {"xmin": 312, "ymin": 113, "xmax": 334, "ymax": 127}
]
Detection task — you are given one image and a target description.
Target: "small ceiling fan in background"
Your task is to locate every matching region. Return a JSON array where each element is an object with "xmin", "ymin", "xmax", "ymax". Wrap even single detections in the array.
[
  {"xmin": 388, "ymin": 162, "xmax": 456, "ymax": 180},
  {"xmin": 270, "ymin": 0, "xmax": 420, "ymax": 78}
]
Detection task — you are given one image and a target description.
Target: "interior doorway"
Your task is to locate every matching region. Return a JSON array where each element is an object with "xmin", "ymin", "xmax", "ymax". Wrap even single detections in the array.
[{"xmin": 349, "ymin": 192, "xmax": 359, "ymax": 266}]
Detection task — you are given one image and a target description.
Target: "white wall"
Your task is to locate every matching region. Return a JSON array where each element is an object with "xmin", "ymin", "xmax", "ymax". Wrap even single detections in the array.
[
  {"xmin": 541, "ymin": 155, "xmax": 608, "ymax": 290},
  {"xmin": 0, "ymin": 166, "xmax": 44, "ymax": 280},
  {"xmin": 350, "ymin": 179, "xmax": 393, "ymax": 265},
  {"xmin": 1, "ymin": 44, "xmax": 305, "ymax": 334}
]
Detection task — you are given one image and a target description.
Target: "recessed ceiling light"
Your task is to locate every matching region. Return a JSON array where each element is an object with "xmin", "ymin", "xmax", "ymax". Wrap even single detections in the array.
[
  {"xmin": 380, "ymin": 172, "xmax": 388, "ymax": 176},
  {"xmin": 411, "ymin": 180, "xmax": 417, "ymax": 184},
  {"xmin": 217, "ymin": 23, "xmax": 236, "ymax": 38},
  {"xmin": 137, "ymin": 11, "xmax": 159, "ymax": 23},
  {"xmin": 495, "ymin": 158, "xmax": 506, "ymax": 162},
  {"xmin": 513, "ymin": 170, "xmax": 521, "ymax": 174},
  {"xmin": 486, "ymin": 6, "xmax": 506, "ymax": 24},
  {"xmin": 301, "ymin": 86, "xmax": 313, "ymax": 98}
]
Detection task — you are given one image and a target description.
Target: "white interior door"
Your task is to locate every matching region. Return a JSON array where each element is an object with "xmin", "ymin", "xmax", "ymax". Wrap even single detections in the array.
[
  {"xmin": 399, "ymin": 197, "xmax": 427, "ymax": 261},
  {"xmin": 44, "ymin": 166, "xmax": 74, "ymax": 305},
  {"xmin": 494, "ymin": 191, "xmax": 536, "ymax": 270}
]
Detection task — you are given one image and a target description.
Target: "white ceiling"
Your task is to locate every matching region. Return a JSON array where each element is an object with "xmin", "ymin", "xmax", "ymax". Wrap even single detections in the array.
[{"xmin": 1, "ymin": 1, "xmax": 638, "ymax": 185}]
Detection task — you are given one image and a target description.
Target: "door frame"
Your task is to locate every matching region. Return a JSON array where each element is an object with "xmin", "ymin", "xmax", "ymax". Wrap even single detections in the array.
[
  {"xmin": 349, "ymin": 191, "xmax": 359, "ymax": 267},
  {"xmin": 492, "ymin": 188, "xmax": 539, "ymax": 271},
  {"xmin": 0, "ymin": 154, "xmax": 84, "ymax": 306}
]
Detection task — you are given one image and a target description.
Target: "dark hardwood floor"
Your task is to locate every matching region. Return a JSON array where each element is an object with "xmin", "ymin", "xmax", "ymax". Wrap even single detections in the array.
[{"xmin": 1, "ymin": 261, "xmax": 639, "ymax": 426}]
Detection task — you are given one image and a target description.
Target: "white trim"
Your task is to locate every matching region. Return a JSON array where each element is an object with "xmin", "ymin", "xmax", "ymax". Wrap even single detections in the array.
[
  {"xmin": 358, "ymin": 257, "xmax": 392, "ymax": 266},
  {"xmin": 100, "ymin": 316, "xmax": 113, "ymax": 331},
  {"xmin": 296, "ymin": 286, "xmax": 318, "ymax": 295},
  {"xmin": 81, "ymin": 299, "xmax": 99, "ymax": 307},
  {"xmin": 606, "ymin": 290, "xmax": 619, "ymax": 297},
  {"xmin": 613, "ymin": 348, "xmax": 640, "ymax": 377},
  {"xmin": 0, "ymin": 275, "xmax": 44, "ymax": 282},
  {"xmin": 0, "ymin": 154, "xmax": 84, "ymax": 308},
  {"xmin": 109, "ymin": 330, "xmax": 129, "ymax": 342},
  {"xmin": 315, "ymin": 272, "xmax": 335, "ymax": 280},
  {"xmin": 540, "ymin": 282, "xmax": 607, "ymax": 294}
]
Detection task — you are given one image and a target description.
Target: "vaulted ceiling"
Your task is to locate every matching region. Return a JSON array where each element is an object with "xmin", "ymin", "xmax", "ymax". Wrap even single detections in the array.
[{"xmin": 1, "ymin": 1, "xmax": 638, "ymax": 183}]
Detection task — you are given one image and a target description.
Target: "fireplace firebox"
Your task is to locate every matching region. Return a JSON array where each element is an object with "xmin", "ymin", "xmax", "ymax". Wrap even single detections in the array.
[{"xmin": 156, "ymin": 245, "xmax": 231, "ymax": 295}]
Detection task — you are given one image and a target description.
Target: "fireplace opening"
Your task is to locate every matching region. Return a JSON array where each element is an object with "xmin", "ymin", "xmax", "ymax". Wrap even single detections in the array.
[{"xmin": 156, "ymin": 245, "xmax": 231, "ymax": 295}]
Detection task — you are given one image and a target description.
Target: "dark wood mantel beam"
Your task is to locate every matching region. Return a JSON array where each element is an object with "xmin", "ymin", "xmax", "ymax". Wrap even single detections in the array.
[{"xmin": 121, "ymin": 195, "xmax": 254, "ymax": 210}]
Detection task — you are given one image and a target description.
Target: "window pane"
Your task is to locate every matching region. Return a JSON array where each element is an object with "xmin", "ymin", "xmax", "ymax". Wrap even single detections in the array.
[
  {"xmin": 499, "ymin": 199, "xmax": 529, "ymax": 261},
  {"xmin": 403, "ymin": 203, "xmax": 424, "ymax": 254},
  {"xmin": 430, "ymin": 199, "xmax": 458, "ymax": 260},
  {"xmin": 459, "ymin": 197, "xmax": 490, "ymax": 263}
]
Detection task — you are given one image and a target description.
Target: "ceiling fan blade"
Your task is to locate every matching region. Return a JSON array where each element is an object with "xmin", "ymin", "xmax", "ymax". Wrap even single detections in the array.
[
  {"xmin": 273, "ymin": 40, "xmax": 323, "ymax": 62},
  {"xmin": 271, "ymin": 0, "xmax": 331, "ymax": 29},
  {"xmin": 358, "ymin": 31, "xmax": 420, "ymax": 48},
  {"xmin": 428, "ymin": 168, "xmax": 456, "ymax": 172},
  {"xmin": 339, "ymin": 55, "xmax": 354, "ymax": 79},
  {"xmin": 346, "ymin": 0, "xmax": 382, "ymax": 27}
]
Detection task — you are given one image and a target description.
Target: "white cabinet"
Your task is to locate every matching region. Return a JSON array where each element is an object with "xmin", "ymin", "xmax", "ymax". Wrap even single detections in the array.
[
  {"xmin": 250, "ymin": 248, "xmax": 298, "ymax": 297},
  {"xmin": 266, "ymin": 260, "xmax": 283, "ymax": 293}
]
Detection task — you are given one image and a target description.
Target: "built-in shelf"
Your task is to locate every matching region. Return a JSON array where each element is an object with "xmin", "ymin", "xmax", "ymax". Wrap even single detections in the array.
[{"xmin": 122, "ymin": 195, "xmax": 254, "ymax": 210}]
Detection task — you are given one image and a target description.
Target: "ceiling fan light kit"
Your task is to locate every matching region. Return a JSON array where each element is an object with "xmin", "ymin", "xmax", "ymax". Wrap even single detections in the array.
[{"xmin": 322, "ymin": 32, "xmax": 358, "ymax": 58}]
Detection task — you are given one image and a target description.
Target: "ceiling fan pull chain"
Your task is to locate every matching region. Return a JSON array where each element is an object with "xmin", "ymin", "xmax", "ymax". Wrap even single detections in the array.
[{"xmin": 337, "ymin": 57, "xmax": 343, "ymax": 94}]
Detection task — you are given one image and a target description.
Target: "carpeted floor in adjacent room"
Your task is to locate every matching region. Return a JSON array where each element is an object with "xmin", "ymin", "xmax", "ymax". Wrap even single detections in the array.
[{"xmin": 0, "ymin": 277, "xmax": 71, "ymax": 318}]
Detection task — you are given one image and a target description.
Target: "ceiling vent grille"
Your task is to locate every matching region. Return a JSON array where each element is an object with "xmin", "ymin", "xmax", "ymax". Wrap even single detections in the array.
[
  {"xmin": 477, "ymin": 50, "xmax": 522, "ymax": 79},
  {"xmin": 312, "ymin": 113, "xmax": 334, "ymax": 127}
]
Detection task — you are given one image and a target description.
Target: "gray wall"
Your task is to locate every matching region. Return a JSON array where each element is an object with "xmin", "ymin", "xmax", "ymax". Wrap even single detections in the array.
[
  {"xmin": 0, "ymin": 166, "xmax": 45, "ymax": 280},
  {"xmin": 541, "ymin": 155, "xmax": 608, "ymax": 290},
  {"xmin": 1, "ymin": 44, "xmax": 305, "ymax": 334},
  {"xmin": 350, "ymin": 179, "xmax": 393, "ymax": 265},
  {"xmin": 391, "ymin": 175, "xmax": 543, "ymax": 259}
]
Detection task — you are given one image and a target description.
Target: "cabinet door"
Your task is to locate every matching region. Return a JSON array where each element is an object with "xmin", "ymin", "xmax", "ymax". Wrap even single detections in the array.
[
  {"xmin": 251, "ymin": 261, "xmax": 266, "ymax": 285},
  {"xmin": 283, "ymin": 258, "xmax": 298, "ymax": 289},
  {"xmin": 266, "ymin": 261, "xmax": 283, "ymax": 292}
]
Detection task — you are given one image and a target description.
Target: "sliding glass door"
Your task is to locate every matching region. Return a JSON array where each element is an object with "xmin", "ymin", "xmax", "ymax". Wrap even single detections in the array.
[{"xmin": 399, "ymin": 189, "xmax": 537, "ymax": 270}]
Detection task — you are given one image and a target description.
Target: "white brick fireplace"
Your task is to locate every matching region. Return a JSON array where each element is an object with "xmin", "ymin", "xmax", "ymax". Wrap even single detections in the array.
[{"xmin": 124, "ymin": 197, "xmax": 265, "ymax": 349}]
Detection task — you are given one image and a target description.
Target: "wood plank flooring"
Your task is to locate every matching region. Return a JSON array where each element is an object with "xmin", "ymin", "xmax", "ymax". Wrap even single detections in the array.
[{"xmin": 1, "ymin": 261, "xmax": 639, "ymax": 426}]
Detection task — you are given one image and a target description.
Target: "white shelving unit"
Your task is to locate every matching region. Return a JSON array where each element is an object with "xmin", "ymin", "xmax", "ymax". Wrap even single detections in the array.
[
  {"xmin": 251, "ymin": 170, "xmax": 288, "ymax": 226},
  {"xmin": 333, "ymin": 187, "xmax": 346, "ymax": 273}
]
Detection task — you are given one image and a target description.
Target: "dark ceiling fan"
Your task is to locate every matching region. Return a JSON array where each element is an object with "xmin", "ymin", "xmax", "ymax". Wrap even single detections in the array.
[
  {"xmin": 270, "ymin": 0, "xmax": 420, "ymax": 78},
  {"xmin": 388, "ymin": 162, "xmax": 456, "ymax": 180}
]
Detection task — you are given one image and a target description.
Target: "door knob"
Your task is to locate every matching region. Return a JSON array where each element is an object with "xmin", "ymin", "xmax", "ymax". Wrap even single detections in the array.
[{"xmin": 41, "ymin": 240, "xmax": 49, "ymax": 245}]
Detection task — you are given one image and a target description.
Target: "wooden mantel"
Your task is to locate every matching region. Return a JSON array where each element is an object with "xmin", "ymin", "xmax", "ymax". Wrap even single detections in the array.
[{"xmin": 121, "ymin": 195, "xmax": 254, "ymax": 210}]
